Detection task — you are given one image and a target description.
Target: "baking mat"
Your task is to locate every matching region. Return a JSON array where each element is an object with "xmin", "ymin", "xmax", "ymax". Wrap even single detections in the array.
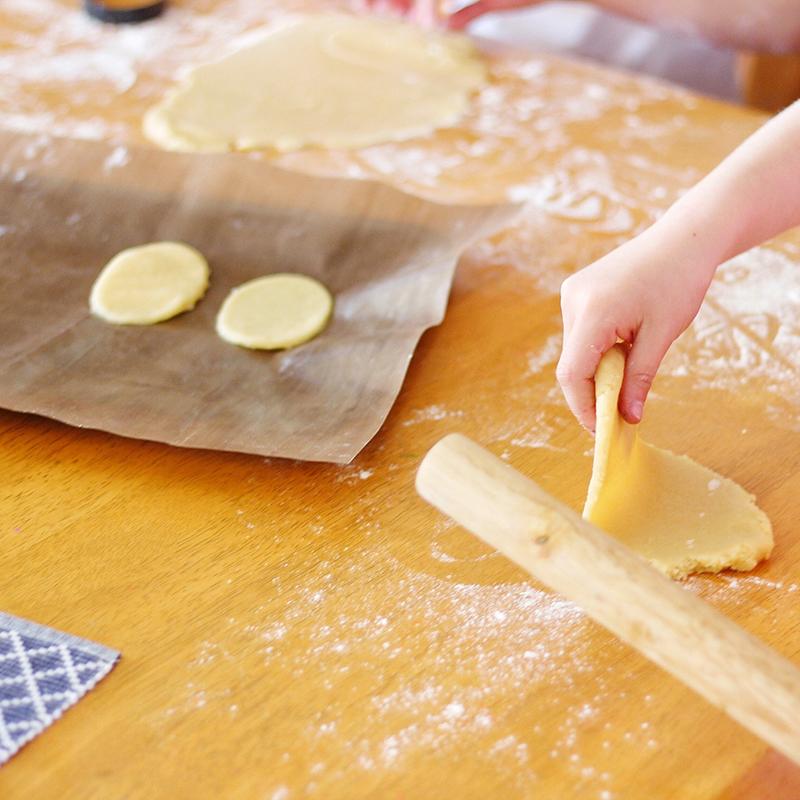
[
  {"xmin": 0, "ymin": 612, "xmax": 119, "ymax": 765},
  {"xmin": 0, "ymin": 131, "xmax": 518, "ymax": 463}
]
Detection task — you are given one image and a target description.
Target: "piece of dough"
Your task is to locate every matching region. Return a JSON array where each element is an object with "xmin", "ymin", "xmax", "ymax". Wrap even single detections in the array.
[
  {"xmin": 583, "ymin": 346, "xmax": 773, "ymax": 579},
  {"xmin": 143, "ymin": 15, "xmax": 487, "ymax": 153},
  {"xmin": 90, "ymin": 242, "xmax": 209, "ymax": 325},
  {"xmin": 216, "ymin": 273, "xmax": 332, "ymax": 350}
]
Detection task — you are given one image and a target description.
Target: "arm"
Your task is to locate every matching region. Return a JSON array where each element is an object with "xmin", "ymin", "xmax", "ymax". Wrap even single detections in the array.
[
  {"xmin": 449, "ymin": 0, "xmax": 800, "ymax": 54},
  {"xmin": 557, "ymin": 99, "xmax": 800, "ymax": 430}
]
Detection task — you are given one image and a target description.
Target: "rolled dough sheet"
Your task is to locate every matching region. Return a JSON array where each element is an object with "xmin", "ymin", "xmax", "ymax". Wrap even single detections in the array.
[
  {"xmin": 216, "ymin": 273, "xmax": 333, "ymax": 350},
  {"xmin": 143, "ymin": 14, "xmax": 487, "ymax": 152},
  {"xmin": 89, "ymin": 242, "xmax": 209, "ymax": 325},
  {"xmin": 583, "ymin": 346, "xmax": 773, "ymax": 579}
]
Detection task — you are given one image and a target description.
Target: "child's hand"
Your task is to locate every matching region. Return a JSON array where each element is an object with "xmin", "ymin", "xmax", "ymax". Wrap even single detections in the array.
[
  {"xmin": 557, "ymin": 100, "xmax": 800, "ymax": 432},
  {"xmin": 557, "ymin": 222, "xmax": 716, "ymax": 431},
  {"xmin": 447, "ymin": 0, "xmax": 544, "ymax": 29}
]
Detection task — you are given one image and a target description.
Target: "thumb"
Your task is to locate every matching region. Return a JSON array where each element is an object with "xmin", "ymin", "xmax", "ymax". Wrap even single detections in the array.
[{"xmin": 619, "ymin": 327, "xmax": 672, "ymax": 424}]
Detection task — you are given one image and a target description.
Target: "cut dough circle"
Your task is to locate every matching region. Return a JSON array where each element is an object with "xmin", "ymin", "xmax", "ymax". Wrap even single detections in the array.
[
  {"xmin": 90, "ymin": 241, "xmax": 210, "ymax": 325},
  {"xmin": 216, "ymin": 273, "xmax": 333, "ymax": 350},
  {"xmin": 583, "ymin": 346, "xmax": 773, "ymax": 579},
  {"xmin": 143, "ymin": 15, "xmax": 487, "ymax": 153}
]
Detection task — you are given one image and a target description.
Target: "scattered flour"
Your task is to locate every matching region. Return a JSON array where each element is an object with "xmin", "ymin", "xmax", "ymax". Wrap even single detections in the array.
[
  {"xmin": 334, "ymin": 465, "xmax": 376, "ymax": 484},
  {"xmin": 527, "ymin": 331, "xmax": 562, "ymax": 376},
  {"xmin": 8, "ymin": 6, "xmax": 798, "ymax": 796},
  {"xmin": 402, "ymin": 404, "xmax": 465, "ymax": 426},
  {"xmin": 103, "ymin": 145, "xmax": 130, "ymax": 172},
  {"xmin": 662, "ymin": 247, "xmax": 800, "ymax": 430}
]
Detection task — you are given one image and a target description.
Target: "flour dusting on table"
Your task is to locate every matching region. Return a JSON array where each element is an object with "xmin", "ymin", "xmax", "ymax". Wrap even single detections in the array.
[{"xmin": 5, "ymin": 4, "xmax": 799, "ymax": 795}]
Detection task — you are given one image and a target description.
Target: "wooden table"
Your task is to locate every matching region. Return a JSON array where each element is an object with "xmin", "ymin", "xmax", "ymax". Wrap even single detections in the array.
[{"xmin": 3, "ymin": 2, "xmax": 800, "ymax": 797}]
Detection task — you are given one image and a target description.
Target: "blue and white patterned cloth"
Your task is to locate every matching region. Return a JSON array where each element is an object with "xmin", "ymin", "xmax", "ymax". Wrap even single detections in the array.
[{"xmin": 0, "ymin": 612, "xmax": 119, "ymax": 765}]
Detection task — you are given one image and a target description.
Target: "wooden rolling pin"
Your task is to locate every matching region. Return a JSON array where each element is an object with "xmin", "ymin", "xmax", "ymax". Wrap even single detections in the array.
[{"xmin": 416, "ymin": 433, "xmax": 800, "ymax": 764}]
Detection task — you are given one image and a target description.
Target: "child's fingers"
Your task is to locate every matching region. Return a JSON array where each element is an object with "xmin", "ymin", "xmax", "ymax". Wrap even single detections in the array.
[
  {"xmin": 446, "ymin": 0, "xmax": 533, "ymax": 29},
  {"xmin": 409, "ymin": 0, "xmax": 439, "ymax": 27},
  {"xmin": 368, "ymin": 0, "xmax": 414, "ymax": 15},
  {"xmin": 556, "ymin": 324, "xmax": 616, "ymax": 432},
  {"xmin": 618, "ymin": 326, "xmax": 671, "ymax": 423},
  {"xmin": 447, "ymin": 2, "xmax": 491, "ymax": 29}
]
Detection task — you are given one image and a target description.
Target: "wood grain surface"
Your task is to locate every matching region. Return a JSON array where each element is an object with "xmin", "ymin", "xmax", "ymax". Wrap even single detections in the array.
[
  {"xmin": 2, "ymin": 2, "xmax": 800, "ymax": 798},
  {"xmin": 417, "ymin": 434, "xmax": 800, "ymax": 765}
]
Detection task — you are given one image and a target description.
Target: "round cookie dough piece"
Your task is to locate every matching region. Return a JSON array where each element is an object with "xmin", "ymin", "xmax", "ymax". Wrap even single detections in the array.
[
  {"xmin": 90, "ymin": 242, "xmax": 209, "ymax": 325},
  {"xmin": 216, "ymin": 273, "xmax": 333, "ymax": 350},
  {"xmin": 143, "ymin": 15, "xmax": 487, "ymax": 153},
  {"xmin": 583, "ymin": 346, "xmax": 773, "ymax": 579}
]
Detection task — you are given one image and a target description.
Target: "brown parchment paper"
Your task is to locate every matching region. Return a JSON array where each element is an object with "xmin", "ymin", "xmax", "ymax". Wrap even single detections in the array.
[{"xmin": 0, "ymin": 131, "xmax": 518, "ymax": 463}]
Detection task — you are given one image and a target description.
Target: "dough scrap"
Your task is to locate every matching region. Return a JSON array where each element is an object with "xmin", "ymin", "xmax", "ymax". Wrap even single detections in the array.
[
  {"xmin": 583, "ymin": 346, "xmax": 773, "ymax": 579},
  {"xmin": 216, "ymin": 273, "xmax": 332, "ymax": 350},
  {"xmin": 143, "ymin": 15, "xmax": 487, "ymax": 153},
  {"xmin": 90, "ymin": 242, "xmax": 209, "ymax": 325}
]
